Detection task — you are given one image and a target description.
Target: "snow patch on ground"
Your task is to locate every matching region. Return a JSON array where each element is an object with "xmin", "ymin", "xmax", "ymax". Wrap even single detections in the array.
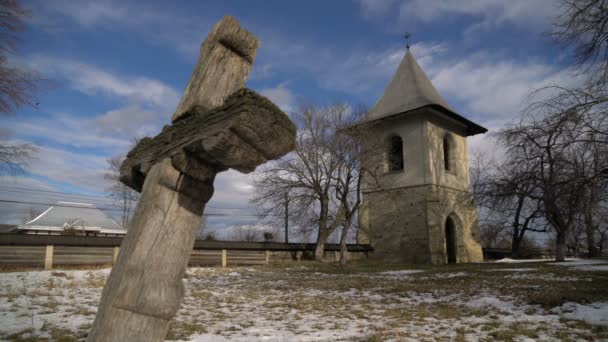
[
  {"xmin": 430, "ymin": 272, "xmax": 468, "ymax": 279},
  {"xmin": 505, "ymin": 273, "xmax": 589, "ymax": 282},
  {"xmin": 376, "ymin": 270, "xmax": 424, "ymax": 276},
  {"xmin": 494, "ymin": 258, "xmax": 552, "ymax": 263},
  {"xmin": 0, "ymin": 265, "xmax": 606, "ymax": 341},
  {"xmin": 552, "ymin": 259, "xmax": 608, "ymax": 266},
  {"xmin": 488, "ymin": 268, "xmax": 537, "ymax": 272},
  {"xmin": 572, "ymin": 265, "xmax": 608, "ymax": 272},
  {"xmin": 553, "ymin": 302, "xmax": 608, "ymax": 326}
]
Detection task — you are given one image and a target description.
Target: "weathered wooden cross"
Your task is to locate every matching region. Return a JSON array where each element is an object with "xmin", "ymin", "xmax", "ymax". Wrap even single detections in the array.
[{"xmin": 87, "ymin": 16, "xmax": 295, "ymax": 342}]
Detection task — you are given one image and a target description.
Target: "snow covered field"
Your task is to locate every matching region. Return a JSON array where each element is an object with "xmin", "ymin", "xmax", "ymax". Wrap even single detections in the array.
[{"xmin": 1, "ymin": 260, "xmax": 608, "ymax": 341}]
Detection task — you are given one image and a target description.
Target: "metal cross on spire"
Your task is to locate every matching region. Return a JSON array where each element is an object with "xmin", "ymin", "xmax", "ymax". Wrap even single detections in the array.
[{"xmin": 404, "ymin": 32, "xmax": 411, "ymax": 50}]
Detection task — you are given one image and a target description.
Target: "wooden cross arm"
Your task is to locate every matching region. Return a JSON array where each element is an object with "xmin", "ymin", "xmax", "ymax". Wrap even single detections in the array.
[{"xmin": 120, "ymin": 88, "xmax": 296, "ymax": 192}]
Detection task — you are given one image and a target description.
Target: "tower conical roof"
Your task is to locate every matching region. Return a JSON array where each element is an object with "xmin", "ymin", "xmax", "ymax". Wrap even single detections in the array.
[{"xmin": 362, "ymin": 49, "xmax": 486, "ymax": 135}]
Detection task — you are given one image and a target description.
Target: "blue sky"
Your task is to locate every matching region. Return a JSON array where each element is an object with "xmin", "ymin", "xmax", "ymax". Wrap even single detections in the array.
[{"xmin": 0, "ymin": 0, "xmax": 582, "ymax": 235}]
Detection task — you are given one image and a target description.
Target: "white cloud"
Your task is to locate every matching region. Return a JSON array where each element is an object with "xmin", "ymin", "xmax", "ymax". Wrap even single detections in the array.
[
  {"xmin": 249, "ymin": 64, "xmax": 274, "ymax": 81},
  {"xmin": 0, "ymin": 176, "xmax": 57, "ymax": 192},
  {"xmin": 319, "ymin": 42, "xmax": 448, "ymax": 96},
  {"xmin": 260, "ymin": 83, "xmax": 296, "ymax": 113},
  {"xmin": 358, "ymin": 0, "xmax": 560, "ymax": 33},
  {"xmin": 426, "ymin": 53, "xmax": 583, "ymax": 120},
  {"xmin": 25, "ymin": 56, "xmax": 180, "ymax": 109},
  {"xmin": 32, "ymin": 0, "xmax": 214, "ymax": 61},
  {"xmin": 208, "ymin": 170, "xmax": 257, "ymax": 210},
  {"xmin": 8, "ymin": 104, "xmax": 169, "ymax": 151},
  {"xmin": 47, "ymin": 0, "xmax": 129, "ymax": 27},
  {"xmin": 28, "ymin": 145, "xmax": 109, "ymax": 192},
  {"xmin": 13, "ymin": 114, "xmax": 130, "ymax": 150},
  {"xmin": 358, "ymin": 0, "xmax": 397, "ymax": 19},
  {"xmin": 94, "ymin": 106, "xmax": 166, "ymax": 137},
  {"xmin": 0, "ymin": 138, "xmax": 111, "ymax": 194},
  {"xmin": 401, "ymin": 0, "xmax": 556, "ymax": 24}
]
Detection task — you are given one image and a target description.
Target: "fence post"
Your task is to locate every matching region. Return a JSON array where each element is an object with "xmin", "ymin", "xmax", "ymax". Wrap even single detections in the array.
[
  {"xmin": 44, "ymin": 245, "xmax": 53, "ymax": 270},
  {"xmin": 112, "ymin": 247, "xmax": 120, "ymax": 264},
  {"xmin": 265, "ymin": 250, "xmax": 270, "ymax": 265},
  {"xmin": 221, "ymin": 249, "xmax": 227, "ymax": 268}
]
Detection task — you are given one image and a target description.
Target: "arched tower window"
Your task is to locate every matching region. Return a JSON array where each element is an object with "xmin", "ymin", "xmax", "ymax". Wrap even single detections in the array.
[
  {"xmin": 443, "ymin": 134, "xmax": 453, "ymax": 172},
  {"xmin": 388, "ymin": 135, "xmax": 404, "ymax": 172}
]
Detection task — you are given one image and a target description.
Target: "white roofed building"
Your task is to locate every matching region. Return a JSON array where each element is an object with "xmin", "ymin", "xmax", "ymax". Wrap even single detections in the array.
[{"xmin": 18, "ymin": 202, "xmax": 126, "ymax": 237}]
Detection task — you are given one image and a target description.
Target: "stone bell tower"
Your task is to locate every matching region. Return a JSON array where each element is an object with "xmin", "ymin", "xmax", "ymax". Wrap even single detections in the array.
[{"xmin": 355, "ymin": 48, "xmax": 486, "ymax": 264}]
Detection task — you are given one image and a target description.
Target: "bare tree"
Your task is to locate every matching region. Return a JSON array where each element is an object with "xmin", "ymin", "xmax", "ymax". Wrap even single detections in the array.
[
  {"xmin": 0, "ymin": 139, "xmax": 36, "ymax": 174},
  {"xmin": 332, "ymin": 107, "xmax": 368, "ymax": 266},
  {"xmin": 252, "ymin": 104, "xmax": 351, "ymax": 260},
  {"xmin": 21, "ymin": 206, "xmax": 40, "ymax": 224},
  {"xmin": 548, "ymin": 1, "xmax": 608, "ymax": 258},
  {"xmin": 475, "ymin": 158, "xmax": 546, "ymax": 257},
  {"xmin": 0, "ymin": 0, "xmax": 40, "ymax": 114},
  {"xmin": 569, "ymin": 214, "xmax": 589, "ymax": 256},
  {"xmin": 0, "ymin": 0, "xmax": 40, "ymax": 174},
  {"xmin": 104, "ymin": 155, "xmax": 139, "ymax": 228},
  {"xmin": 598, "ymin": 223, "xmax": 608, "ymax": 255},
  {"xmin": 230, "ymin": 224, "xmax": 263, "ymax": 242},
  {"xmin": 61, "ymin": 218, "xmax": 86, "ymax": 236},
  {"xmin": 554, "ymin": 0, "xmax": 608, "ymax": 83},
  {"xmin": 499, "ymin": 94, "xmax": 608, "ymax": 261},
  {"xmin": 196, "ymin": 215, "xmax": 209, "ymax": 240},
  {"xmin": 478, "ymin": 221, "xmax": 508, "ymax": 248}
]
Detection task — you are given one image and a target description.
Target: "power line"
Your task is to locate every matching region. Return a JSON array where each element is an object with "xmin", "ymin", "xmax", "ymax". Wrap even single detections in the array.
[
  {"xmin": 0, "ymin": 185, "xmax": 259, "ymax": 212},
  {"xmin": 0, "ymin": 199, "xmax": 275, "ymax": 217},
  {"xmin": 0, "ymin": 185, "xmax": 114, "ymax": 201}
]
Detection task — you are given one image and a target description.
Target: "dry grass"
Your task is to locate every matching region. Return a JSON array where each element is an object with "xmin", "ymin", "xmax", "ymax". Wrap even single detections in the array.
[{"xmin": 1, "ymin": 260, "xmax": 608, "ymax": 341}]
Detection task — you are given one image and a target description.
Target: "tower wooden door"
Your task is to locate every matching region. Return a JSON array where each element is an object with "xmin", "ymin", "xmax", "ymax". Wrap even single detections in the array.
[{"xmin": 445, "ymin": 217, "xmax": 457, "ymax": 264}]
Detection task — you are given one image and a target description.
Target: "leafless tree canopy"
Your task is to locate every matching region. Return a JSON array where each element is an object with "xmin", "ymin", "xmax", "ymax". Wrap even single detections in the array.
[
  {"xmin": 105, "ymin": 155, "xmax": 139, "ymax": 228},
  {"xmin": 0, "ymin": 141, "xmax": 35, "ymax": 174},
  {"xmin": 252, "ymin": 103, "xmax": 367, "ymax": 262},
  {"xmin": 554, "ymin": 0, "xmax": 608, "ymax": 80},
  {"xmin": 230, "ymin": 224, "xmax": 264, "ymax": 242},
  {"xmin": 0, "ymin": 0, "xmax": 39, "ymax": 115},
  {"xmin": 497, "ymin": 87, "xmax": 608, "ymax": 260},
  {"xmin": 473, "ymin": 153, "xmax": 546, "ymax": 256},
  {"xmin": 476, "ymin": 1, "xmax": 608, "ymax": 260},
  {"xmin": 0, "ymin": 0, "xmax": 39, "ymax": 175}
]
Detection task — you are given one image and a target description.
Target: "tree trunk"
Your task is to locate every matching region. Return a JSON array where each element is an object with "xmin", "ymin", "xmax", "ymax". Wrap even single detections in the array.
[
  {"xmin": 555, "ymin": 230, "xmax": 567, "ymax": 262},
  {"xmin": 511, "ymin": 228, "xmax": 521, "ymax": 259},
  {"xmin": 339, "ymin": 229, "xmax": 348, "ymax": 267},
  {"xmin": 585, "ymin": 215, "xmax": 598, "ymax": 257},
  {"xmin": 339, "ymin": 217, "xmax": 352, "ymax": 267},
  {"xmin": 314, "ymin": 229, "xmax": 330, "ymax": 261}
]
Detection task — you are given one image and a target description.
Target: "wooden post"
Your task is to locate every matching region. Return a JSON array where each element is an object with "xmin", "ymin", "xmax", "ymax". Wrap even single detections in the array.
[
  {"xmin": 265, "ymin": 250, "xmax": 270, "ymax": 265},
  {"xmin": 44, "ymin": 245, "xmax": 53, "ymax": 270},
  {"xmin": 88, "ymin": 16, "xmax": 295, "ymax": 342},
  {"xmin": 284, "ymin": 192, "xmax": 289, "ymax": 243},
  {"xmin": 221, "ymin": 249, "xmax": 227, "ymax": 268},
  {"xmin": 112, "ymin": 247, "xmax": 120, "ymax": 264}
]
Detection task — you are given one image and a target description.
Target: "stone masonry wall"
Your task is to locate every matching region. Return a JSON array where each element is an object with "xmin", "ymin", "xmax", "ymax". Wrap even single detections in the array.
[
  {"xmin": 364, "ymin": 184, "xmax": 483, "ymax": 264},
  {"xmin": 425, "ymin": 185, "xmax": 483, "ymax": 264},
  {"xmin": 364, "ymin": 185, "xmax": 431, "ymax": 264}
]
